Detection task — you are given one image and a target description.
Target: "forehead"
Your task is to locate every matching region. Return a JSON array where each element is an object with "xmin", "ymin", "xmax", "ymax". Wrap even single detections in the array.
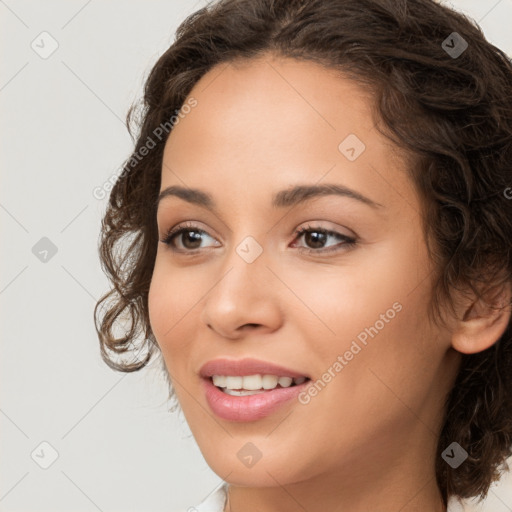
[
  {"xmin": 166, "ymin": 55, "xmax": 377, "ymax": 153},
  {"xmin": 160, "ymin": 55, "xmax": 417, "ymax": 218}
]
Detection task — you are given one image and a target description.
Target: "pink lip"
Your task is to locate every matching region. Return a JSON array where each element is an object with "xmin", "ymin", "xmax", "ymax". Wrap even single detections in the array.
[
  {"xmin": 199, "ymin": 357, "xmax": 309, "ymax": 379},
  {"xmin": 199, "ymin": 358, "xmax": 310, "ymax": 422},
  {"xmin": 202, "ymin": 376, "xmax": 309, "ymax": 422}
]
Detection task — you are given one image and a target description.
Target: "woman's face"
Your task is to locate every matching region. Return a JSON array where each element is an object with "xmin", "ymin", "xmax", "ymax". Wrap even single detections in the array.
[{"xmin": 148, "ymin": 55, "xmax": 462, "ymax": 492}]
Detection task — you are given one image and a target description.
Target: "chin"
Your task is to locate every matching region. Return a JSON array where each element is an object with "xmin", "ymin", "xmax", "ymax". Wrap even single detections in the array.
[{"xmin": 197, "ymin": 441, "xmax": 313, "ymax": 487}]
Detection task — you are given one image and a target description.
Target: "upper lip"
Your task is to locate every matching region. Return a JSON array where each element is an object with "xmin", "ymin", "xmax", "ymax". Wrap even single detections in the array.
[{"xmin": 199, "ymin": 358, "xmax": 309, "ymax": 379}]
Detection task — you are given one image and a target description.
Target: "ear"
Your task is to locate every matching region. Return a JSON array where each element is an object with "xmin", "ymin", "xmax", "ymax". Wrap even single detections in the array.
[{"xmin": 451, "ymin": 281, "xmax": 512, "ymax": 355}]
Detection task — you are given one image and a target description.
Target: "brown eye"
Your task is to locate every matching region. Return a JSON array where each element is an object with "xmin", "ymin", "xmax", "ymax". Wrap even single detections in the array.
[
  {"xmin": 160, "ymin": 222, "xmax": 219, "ymax": 252},
  {"xmin": 292, "ymin": 225, "xmax": 357, "ymax": 254}
]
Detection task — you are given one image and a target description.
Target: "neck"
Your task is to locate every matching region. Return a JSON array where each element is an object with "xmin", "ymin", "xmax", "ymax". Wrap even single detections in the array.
[
  {"xmin": 225, "ymin": 480, "xmax": 446, "ymax": 512},
  {"xmin": 224, "ymin": 447, "xmax": 447, "ymax": 512}
]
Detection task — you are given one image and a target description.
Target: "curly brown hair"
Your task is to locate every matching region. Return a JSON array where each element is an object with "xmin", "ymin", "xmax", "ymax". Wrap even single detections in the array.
[{"xmin": 94, "ymin": 0, "xmax": 512, "ymax": 506}]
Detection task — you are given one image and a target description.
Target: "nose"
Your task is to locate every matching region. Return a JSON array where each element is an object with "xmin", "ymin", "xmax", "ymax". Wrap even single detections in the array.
[{"xmin": 199, "ymin": 249, "xmax": 283, "ymax": 340}]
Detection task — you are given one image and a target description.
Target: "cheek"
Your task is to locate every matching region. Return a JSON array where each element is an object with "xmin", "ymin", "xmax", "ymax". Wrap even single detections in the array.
[
  {"xmin": 148, "ymin": 259, "xmax": 210, "ymax": 369},
  {"xmin": 297, "ymin": 233, "xmax": 435, "ymax": 384},
  {"xmin": 285, "ymin": 242, "xmax": 422, "ymax": 348},
  {"xmin": 312, "ymin": 265, "xmax": 439, "ymax": 430},
  {"xmin": 148, "ymin": 264, "xmax": 187, "ymax": 355},
  {"xmin": 147, "ymin": 268, "xmax": 167, "ymax": 345}
]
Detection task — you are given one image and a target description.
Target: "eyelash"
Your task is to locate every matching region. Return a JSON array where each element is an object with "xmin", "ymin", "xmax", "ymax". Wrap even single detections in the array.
[{"xmin": 160, "ymin": 222, "xmax": 357, "ymax": 255}]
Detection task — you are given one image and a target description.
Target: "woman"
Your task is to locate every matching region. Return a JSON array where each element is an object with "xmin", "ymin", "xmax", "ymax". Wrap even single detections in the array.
[{"xmin": 94, "ymin": 0, "xmax": 512, "ymax": 511}]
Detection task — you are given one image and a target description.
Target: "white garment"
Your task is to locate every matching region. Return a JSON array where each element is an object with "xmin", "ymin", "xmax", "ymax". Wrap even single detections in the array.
[{"xmin": 175, "ymin": 482, "xmax": 473, "ymax": 512}]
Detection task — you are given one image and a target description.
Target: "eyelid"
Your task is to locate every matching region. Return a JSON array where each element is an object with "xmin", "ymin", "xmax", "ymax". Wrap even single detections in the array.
[
  {"xmin": 160, "ymin": 221, "xmax": 357, "ymax": 255},
  {"xmin": 160, "ymin": 221, "xmax": 219, "ymax": 249},
  {"xmin": 291, "ymin": 225, "xmax": 357, "ymax": 254}
]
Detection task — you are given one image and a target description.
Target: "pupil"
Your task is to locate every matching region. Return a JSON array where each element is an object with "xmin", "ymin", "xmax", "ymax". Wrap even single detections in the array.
[
  {"xmin": 184, "ymin": 230, "xmax": 202, "ymax": 249},
  {"xmin": 306, "ymin": 231, "xmax": 326, "ymax": 249}
]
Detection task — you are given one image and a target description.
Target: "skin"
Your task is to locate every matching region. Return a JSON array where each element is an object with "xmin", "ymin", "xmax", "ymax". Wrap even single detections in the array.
[{"xmin": 148, "ymin": 54, "xmax": 512, "ymax": 512}]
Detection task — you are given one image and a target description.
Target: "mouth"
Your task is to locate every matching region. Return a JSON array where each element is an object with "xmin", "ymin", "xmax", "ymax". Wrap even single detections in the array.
[
  {"xmin": 199, "ymin": 358, "xmax": 312, "ymax": 421},
  {"xmin": 210, "ymin": 374, "xmax": 310, "ymax": 396},
  {"xmin": 201, "ymin": 374, "xmax": 312, "ymax": 422}
]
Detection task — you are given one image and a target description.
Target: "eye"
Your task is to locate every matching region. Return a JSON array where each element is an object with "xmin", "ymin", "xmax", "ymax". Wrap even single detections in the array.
[
  {"xmin": 291, "ymin": 225, "xmax": 357, "ymax": 254},
  {"xmin": 159, "ymin": 222, "xmax": 357, "ymax": 255},
  {"xmin": 160, "ymin": 222, "xmax": 219, "ymax": 252}
]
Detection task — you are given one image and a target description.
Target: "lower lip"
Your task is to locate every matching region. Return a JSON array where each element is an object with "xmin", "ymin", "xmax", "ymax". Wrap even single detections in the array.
[{"xmin": 202, "ymin": 377, "xmax": 309, "ymax": 422}]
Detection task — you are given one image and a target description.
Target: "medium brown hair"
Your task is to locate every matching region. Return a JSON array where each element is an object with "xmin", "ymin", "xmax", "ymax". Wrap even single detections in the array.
[{"xmin": 94, "ymin": 0, "xmax": 512, "ymax": 505}]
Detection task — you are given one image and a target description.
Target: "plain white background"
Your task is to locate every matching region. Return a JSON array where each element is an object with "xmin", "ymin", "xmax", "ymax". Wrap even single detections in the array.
[{"xmin": 1, "ymin": 1, "xmax": 512, "ymax": 511}]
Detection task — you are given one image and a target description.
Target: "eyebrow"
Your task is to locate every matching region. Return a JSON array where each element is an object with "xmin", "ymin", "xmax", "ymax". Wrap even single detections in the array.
[{"xmin": 155, "ymin": 183, "xmax": 384, "ymax": 212}]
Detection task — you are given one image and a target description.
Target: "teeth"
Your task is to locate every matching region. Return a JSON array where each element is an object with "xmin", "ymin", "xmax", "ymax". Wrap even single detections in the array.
[
  {"xmin": 225, "ymin": 376, "xmax": 243, "ymax": 389},
  {"xmin": 212, "ymin": 374, "xmax": 307, "ymax": 392},
  {"xmin": 278, "ymin": 377, "xmax": 293, "ymax": 387},
  {"xmin": 212, "ymin": 375, "xmax": 227, "ymax": 387},
  {"xmin": 262, "ymin": 375, "xmax": 278, "ymax": 389},
  {"xmin": 242, "ymin": 374, "xmax": 262, "ymax": 390},
  {"xmin": 223, "ymin": 389, "xmax": 263, "ymax": 396}
]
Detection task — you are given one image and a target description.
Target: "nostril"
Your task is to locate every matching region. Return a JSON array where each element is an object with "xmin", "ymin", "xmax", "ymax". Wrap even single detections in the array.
[{"xmin": 243, "ymin": 323, "xmax": 260, "ymax": 329}]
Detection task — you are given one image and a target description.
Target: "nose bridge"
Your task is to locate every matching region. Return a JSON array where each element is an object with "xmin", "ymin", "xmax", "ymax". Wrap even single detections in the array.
[
  {"xmin": 212, "ymin": 232, "xmax": 269, "ymax": 302},
  {"xmin": 199, "ymin": 230, "xmax": 282, "ymax": 336}
]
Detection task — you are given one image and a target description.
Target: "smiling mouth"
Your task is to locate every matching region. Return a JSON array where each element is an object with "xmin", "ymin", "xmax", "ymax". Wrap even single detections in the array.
[{"xmin": 210, "ymin": 374, "xmax": 310, "ymax": 396}]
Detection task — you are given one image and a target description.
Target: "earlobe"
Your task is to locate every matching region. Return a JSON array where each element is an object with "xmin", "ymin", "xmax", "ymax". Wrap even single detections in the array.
[{"xmin": 451, "ymin": 282, "xmax": 512, "ymax": 355}]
